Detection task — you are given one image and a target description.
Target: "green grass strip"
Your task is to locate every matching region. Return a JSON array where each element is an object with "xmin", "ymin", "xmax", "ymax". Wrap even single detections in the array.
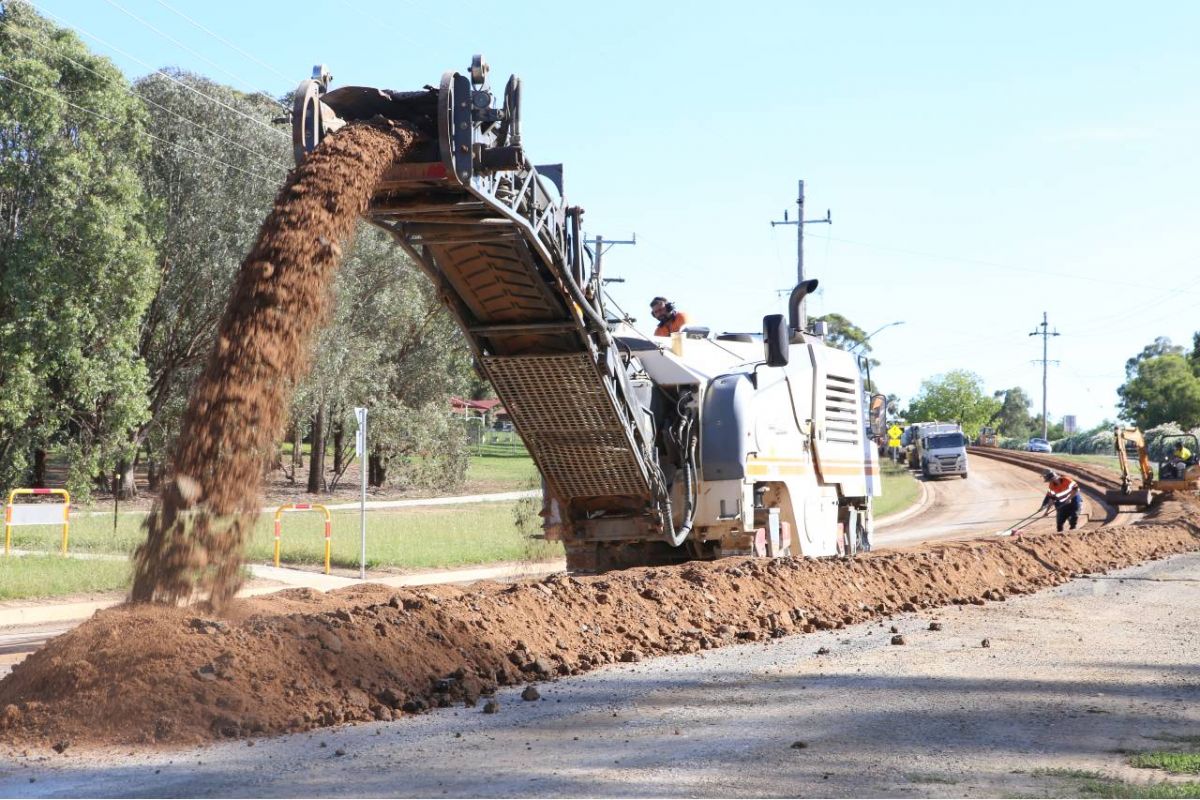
[
  {"xmin": 1075, "ymin": 777, "xmax": 1200, "ymax": 798},
  {"xmin": 1131, "ymin": 753, "xmax": 1200, "ymax": 775},
  {"xmin": 876, "ymin": 460, "xmax": 920, "ymax": 518},
  {"xmin": 0, "ymin": 554, "xmax": 130, "ymax": 600}
]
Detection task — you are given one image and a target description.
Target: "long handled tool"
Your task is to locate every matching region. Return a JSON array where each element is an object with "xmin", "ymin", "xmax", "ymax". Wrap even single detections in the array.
[{"xmin": 996, "ymin": 507, "xmax": 1046, "ymax": 537}]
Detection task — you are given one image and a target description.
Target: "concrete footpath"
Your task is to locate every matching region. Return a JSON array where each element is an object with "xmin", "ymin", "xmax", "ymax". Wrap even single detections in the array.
[
  {"xmin": 0, "ymin": 559, "xmax": 565, "ymax": 629},
  {"xmin": 78, "ymin": 489, "xmax": 541, "ymax": 517}
]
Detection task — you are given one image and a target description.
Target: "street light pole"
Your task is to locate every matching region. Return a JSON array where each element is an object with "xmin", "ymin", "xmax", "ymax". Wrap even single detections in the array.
[{"xmin": 850, "ymin": 320, "xmax": 906, "ymax": 353}]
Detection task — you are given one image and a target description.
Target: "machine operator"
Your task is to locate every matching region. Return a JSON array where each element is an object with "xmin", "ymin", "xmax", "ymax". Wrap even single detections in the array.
[
  {"xmin": 1040, "ymin": 469, "xmax": 1082, "ymax": 532},
  {"xmin": 650, "ymin": 296, "xmax": 689, "ymax": 336},
  {"xmin": 1162, "ymin": 441, "xmax": 1193, "ymax": 480}
]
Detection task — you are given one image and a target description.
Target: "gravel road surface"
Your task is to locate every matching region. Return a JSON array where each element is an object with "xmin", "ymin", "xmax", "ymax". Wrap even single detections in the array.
[
  {"xmin": 3, "ymin": 550, "xmax": 1196, "ymax": 798},
  {"xmin": 876, "ymin": 455, "xmax": 1095, "ymax": 548}
]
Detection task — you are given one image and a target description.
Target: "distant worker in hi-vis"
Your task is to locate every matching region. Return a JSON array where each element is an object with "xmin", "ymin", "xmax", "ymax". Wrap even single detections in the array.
[
  {"xmin": 1040, "ymin": 469, "xmax": 1082, "ymax": 532},
  {"xmin": 650, "ymin": 296, "xmax": 689, "ymax": 336}
]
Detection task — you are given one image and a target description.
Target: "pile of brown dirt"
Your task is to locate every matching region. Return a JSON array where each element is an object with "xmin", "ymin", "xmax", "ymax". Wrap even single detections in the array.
[
  {"xmin": 131, "ymin": 121, "xmax": 419, "ymax": 608},
  {"xmin": 3, "ymin": 502, "xmax": 1197, "ymax": 750}
]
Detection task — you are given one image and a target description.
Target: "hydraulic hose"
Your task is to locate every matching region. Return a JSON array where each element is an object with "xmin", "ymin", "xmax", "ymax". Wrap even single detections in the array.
[{"xmin": 662, "ymin": 422, "xmax": 698, "ymax": 547}]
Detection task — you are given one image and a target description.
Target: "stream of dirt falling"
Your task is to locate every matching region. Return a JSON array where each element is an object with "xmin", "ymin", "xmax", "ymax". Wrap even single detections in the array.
[{"xmin": 131, "ymin": 121, "xmax": 419, "ymax": 609}]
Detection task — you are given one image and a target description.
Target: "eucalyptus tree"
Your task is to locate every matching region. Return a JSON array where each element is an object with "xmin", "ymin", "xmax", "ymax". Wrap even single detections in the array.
[
  {"xmin": 0, "ymin": 3, "xmax": 156, "ymax": 498},
  {"xmin": 132, "ymin": 69, "xmax": 290, "ymax": 492},
  {"xmin": 296, "ymin": 225, "xmax": 475, "ymax": 493}
]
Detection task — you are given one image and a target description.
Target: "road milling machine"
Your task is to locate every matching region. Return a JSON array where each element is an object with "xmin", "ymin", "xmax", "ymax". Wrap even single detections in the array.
[{"xmin": 291, "ymin": 56, "xmax": 882, "ymax": 571}]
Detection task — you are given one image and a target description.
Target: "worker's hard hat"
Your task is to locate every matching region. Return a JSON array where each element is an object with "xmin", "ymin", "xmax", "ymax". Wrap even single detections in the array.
[{"xmin": 1042, "ymin": 469, "xmax": 1058, "ymax": 480}]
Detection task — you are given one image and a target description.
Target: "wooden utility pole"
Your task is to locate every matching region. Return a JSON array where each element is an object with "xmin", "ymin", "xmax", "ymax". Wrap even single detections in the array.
[
  {"xmin": 1029, "ymin": 311, "xmax": 1061, "ymax": 440},
  {"xmin": 771, "ymin": 180, "xmax": 831, "ymax": 330}
]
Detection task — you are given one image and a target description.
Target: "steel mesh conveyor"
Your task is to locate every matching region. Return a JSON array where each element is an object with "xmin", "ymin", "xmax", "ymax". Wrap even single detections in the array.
[{"xmin": 482, "ymin": 353, "xmax": 650, "ymax": 499}]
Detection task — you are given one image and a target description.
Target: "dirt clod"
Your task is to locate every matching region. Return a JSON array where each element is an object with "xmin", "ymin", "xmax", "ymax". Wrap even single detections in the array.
[
  {"xmin": 791, "ymin": 741, "xmax": 808, "ymax": 749},
  {"xmin": 981, "ymin": 638, "xmax": 991, "ymax": 648},
  {"xmin": 521, "ymin": 686, "xmax": 541, "ymax": 702},
  {"xmin": 890, "ymin": 635, "xmax": 906, "ymax": 646},
  {"xmin": 483, "ymin": 701, "xmax": 500, "ymax": 715},
  {"xmin": 929, "ymin": 622, "xmax": 943, "ymax": 631}
]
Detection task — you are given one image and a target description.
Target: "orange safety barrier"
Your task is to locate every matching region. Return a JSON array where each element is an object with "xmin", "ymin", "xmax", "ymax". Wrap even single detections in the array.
[
  {"xmin": 273, "ymin": 502, "xmax": 332, "ymax": 574},
  {"xmin": 5, "ymin": 488, "xmax": 71, "ymax": 556}
]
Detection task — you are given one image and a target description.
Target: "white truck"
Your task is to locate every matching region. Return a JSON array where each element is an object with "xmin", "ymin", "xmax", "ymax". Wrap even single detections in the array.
[{"xmin": 913, "ymin": 422, "xmax": 969, "ymax": 479}]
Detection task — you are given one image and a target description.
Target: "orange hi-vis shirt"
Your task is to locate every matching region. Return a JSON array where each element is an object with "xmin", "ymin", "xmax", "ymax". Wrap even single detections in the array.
[
  {"xmin": 654, "ymin": 311, "xmax": 689, "ymax": 337},
  {"xmin": 1044, "ymin": 476, "xmax": 1079, "ymax": 508}
]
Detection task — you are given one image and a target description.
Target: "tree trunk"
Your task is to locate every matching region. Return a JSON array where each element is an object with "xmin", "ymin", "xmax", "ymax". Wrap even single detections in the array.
[
  {"xmin": 32, "ymin": 449, "xmax": 46, "ymax": 488},
  {"xmin": 369, "ymin": 451, "xmax": 386, "ymax": 487},
  {"xmin": 113, "ymin": 458, "xmax": 137, "ymax": 500},
  {"xmin": 333, "ymin": 419, "xmax": 345, "ymax": 475},
  {"xmin": 146, "ymin": 457, "xmax": 159, "ymax": 491},
  {"xmin": 291, "ymin": 420, "xmax": 303, "ymax": 483},
  {"xmin": 306, "ymin": 406, "xmax": 325, "ymax": 493}
]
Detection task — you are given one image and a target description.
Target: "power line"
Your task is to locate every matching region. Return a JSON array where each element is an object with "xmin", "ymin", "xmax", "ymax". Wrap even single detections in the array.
[
  {"xmin": 149, "ymin": 0, "xmax": 293, "ymax": 83},
  {"xmin": 4, "ymin": 25, "xmax": 290, "ymax": 172},
  {"xmin": 100, "ymin": 0, "xmax": 286, "ymax": 109},
  {"xmin": 15, "ymin": 0, "xmax": 290, "ymax": 142},
  {"xmin": 0, "ymin": 72, "xmax": 278, "ymax": 183}
]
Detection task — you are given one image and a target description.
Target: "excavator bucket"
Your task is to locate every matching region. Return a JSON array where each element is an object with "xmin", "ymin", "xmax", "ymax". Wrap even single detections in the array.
[{"xmin": 1103, "ymin": 488, "xmax": 1155, "ymax": 508}]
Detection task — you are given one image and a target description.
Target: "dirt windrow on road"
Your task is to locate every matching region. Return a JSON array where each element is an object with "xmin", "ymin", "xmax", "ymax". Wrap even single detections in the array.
[
  {"xmin": 130, "ymin": 121, "xmax": 419, "ymax": 609},
  {"xmin": 2, "ymin": 499, "xmax": 1198, "ymax": 750}
]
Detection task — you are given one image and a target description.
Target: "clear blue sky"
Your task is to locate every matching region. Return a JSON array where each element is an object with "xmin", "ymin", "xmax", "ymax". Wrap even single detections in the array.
[{"xmin": 26, "ymin": 0, "xmax": 1200, "ymax": 429}]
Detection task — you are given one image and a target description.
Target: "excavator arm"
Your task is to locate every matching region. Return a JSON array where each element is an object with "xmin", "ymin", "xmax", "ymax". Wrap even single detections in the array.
[{"xmin": 1106, "ymin": 426, "xmax": 1155, "ymax": 507}]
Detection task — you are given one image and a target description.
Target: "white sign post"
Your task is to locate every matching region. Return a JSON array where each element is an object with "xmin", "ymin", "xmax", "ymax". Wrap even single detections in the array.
[{"xmin": 354, "ymin": 407, "xmax": 368, "ymax": 579}]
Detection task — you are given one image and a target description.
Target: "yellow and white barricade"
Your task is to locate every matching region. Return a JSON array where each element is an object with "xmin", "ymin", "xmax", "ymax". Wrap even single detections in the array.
[
  {"xmin": 273, "ymin": 502, "xmax": 332, "ymax": 574},
  {"xmin": 4, "ymin": 488, "xmax": 71, "ymax": 556}
]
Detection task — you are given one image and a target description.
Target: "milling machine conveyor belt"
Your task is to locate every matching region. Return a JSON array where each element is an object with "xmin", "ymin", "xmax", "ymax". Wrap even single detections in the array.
[
  {"xmin": 482, "ymin": 353, "xmax": 652, "ymax": 499},
  {"xmin": 300, "ymin": 61, "xmax": 664, "ymax": 510}
]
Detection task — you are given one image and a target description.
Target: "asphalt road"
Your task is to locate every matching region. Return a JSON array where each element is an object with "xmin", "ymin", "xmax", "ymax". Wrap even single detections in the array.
[{"xmin": 3, "ymin": 551, "xmax": 1197, "ymax": 798}]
